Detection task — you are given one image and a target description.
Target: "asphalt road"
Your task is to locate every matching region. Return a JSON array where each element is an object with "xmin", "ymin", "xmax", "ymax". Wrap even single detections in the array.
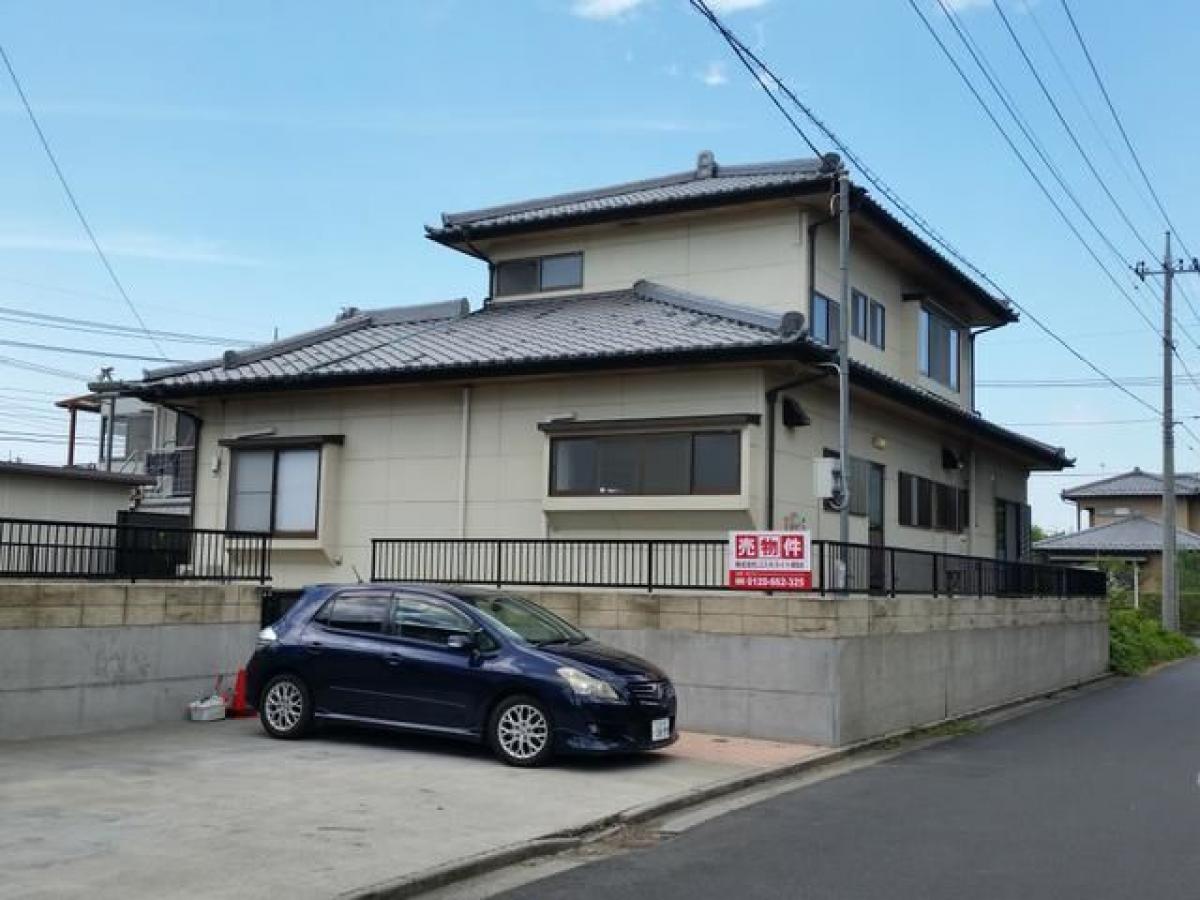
[{"xmin": 496, "ymin": 659, "xmax": 1200, "ymax": 900}]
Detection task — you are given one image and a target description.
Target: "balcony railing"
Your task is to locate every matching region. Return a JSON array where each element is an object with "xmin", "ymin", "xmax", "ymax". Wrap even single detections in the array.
[
  {"xmin": 370, "ymin": 537, "xmax": 1105, "ymax": 599},
  {"xmin": 0, "ymin": 517, "xmax": 271, "ymax": 582}
]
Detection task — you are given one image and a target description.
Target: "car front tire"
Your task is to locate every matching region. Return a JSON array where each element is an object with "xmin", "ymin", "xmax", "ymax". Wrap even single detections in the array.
[
  {"xmin": 259, "ymin": 673, "xmax": 313, "ymax": 740},
  {"xmin": 488, "ymin": 695, "xmax": 554, "ymax": 767}
]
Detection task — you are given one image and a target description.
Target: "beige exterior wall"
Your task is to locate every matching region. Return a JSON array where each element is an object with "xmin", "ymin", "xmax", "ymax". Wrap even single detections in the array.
[
  {"xmin": 0, "ymin": 472, "xmax": 136, "ymax": 523},
  {"xmin": 1086, "ymin": 496, "xmax": 1194, "ymax": 530},
  {"xmin": 479, "ymin": 201, "xmax": 973, "ymax": 411},
  {"xmin": 192, "ymin": 366, "xmax": 768, "ymax": 588},
  {"xmin": 189, "ymin": 361, "xmax": 1029, "ymax": 588},
  {"xmin": 771, "ymin": 375, "xmax": 1025, "ymax": 556}
]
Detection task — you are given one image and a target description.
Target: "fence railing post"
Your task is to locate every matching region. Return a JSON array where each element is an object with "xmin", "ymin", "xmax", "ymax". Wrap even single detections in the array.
[
  {"xmin": 889, "ymin": 548, "xmax": 896, "ymax": 598},
  {"xmin": 646, "ymin": 541, "xmax": 655, "ymax": 593},
  {"xmin": 931, "ymin": 553, "xmax": 939, "ymax": 597}
]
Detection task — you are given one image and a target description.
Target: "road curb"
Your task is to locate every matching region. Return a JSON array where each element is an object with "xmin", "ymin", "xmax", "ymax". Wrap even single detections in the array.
[{"xmin": 343, "ymin": 671, "xmax": 1117, "ymax": 900}]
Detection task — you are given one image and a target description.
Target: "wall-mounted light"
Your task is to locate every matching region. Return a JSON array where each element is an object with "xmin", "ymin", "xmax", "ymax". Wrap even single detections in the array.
[{"xmin": 872, "ymin": 435, "xmax": 887, "ymax": 451}]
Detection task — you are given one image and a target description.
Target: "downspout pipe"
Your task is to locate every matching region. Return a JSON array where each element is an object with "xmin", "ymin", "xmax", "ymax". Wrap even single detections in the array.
[
  {"xmin": 969, "ymin": 322, "xmax": 1004, "ymax": 413},
  {"xmin": 765, "ymin": 370, "xmax": 831, "ymax": 530},
  {"xmin": 458, "ymin": 386, "xmax": 471, "ymax": 537}
]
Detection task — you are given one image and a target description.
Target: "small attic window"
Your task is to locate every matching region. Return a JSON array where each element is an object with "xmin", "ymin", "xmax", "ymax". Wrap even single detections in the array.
[{"xmin": 494, "ymin": 253, "xmax": 583, "ymax": 297}]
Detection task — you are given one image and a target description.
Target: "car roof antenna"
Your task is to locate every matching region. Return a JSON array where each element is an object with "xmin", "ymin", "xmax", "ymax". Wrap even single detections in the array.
[{"xmin": 350, "ymin": 565, "xmax": 364, "ymax": 584}]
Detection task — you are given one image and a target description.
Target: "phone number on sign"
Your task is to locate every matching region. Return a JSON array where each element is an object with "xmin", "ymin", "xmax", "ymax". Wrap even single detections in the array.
[{"xmin": 728, "ymin": 573, "xmax": 813, "ymax": 590}]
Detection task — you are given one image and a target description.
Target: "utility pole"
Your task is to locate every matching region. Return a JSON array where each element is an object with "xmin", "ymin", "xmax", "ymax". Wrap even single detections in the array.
[
  {"xmin": 1135, "ymin": 233, "xmax": 1200, "ymax": 632},
  {"xmin": 836, "ymin": 161, "xmax": 852, "ymax": 549}
]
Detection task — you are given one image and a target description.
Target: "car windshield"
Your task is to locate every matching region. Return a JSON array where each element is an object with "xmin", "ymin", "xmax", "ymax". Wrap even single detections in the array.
[{"xmin": 453, "ymin": 591, "xmax": 587, "ymax": 646}]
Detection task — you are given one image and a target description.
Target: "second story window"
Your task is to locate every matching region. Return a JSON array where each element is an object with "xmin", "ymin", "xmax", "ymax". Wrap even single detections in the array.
[
  {"xmin": 919, "ymin": 306, "xmax": 960, "ymax": 390},
  {"xmin": 811, "ymin": 292, "xmax": 839, "ymax": 347},
  {"xmin": 493, "ymin": 252, "xmax": 583, "ymax": 297},
  {"xmin": 851, "ymin": 289, "xmax": 886, "ymax": 350}
]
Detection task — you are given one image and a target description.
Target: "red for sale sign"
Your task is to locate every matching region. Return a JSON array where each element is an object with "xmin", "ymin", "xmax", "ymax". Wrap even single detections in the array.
[{"xmin": 727, "ymin": 531, "xmax": 813, "ymax": 590}]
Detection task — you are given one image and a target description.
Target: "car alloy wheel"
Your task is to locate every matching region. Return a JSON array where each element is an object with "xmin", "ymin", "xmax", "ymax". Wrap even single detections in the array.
[
  {"xmin": 491, "ymin": 696, "xmax": 553, "ymax": 767},
  {"xmin": 260, "ymin": 674, "xmax": 311, "ymax": 739}
]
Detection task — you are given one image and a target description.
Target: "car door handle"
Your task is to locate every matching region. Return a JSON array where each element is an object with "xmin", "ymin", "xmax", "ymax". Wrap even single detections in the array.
[
  {"xmin": 304, "ymin": 641, "xmax": 324, "ymax": 654},
  {"xmin": 385, "ymin": 653, "xmax": 403, "ymax": 666}
]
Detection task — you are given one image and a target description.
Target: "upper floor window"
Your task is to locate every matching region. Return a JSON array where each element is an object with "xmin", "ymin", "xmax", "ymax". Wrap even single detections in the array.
[
  {"xmin": 493, "ymin": 252, "xmax": 583, "ymax": 297},
  {"xmin": 550, "ymin": 430, "xmax": 741, "ymax": 496},
  {"xmin": 229, "ymin": 446, "xmax": 321, "ymax": 536},
  {"xmin": 919, "ymin": 306, "xmax": 960, "ymax": 390},
  {"xmin": 851, "ymin": 289, "xmax": 886, "ymax": 350},
  {"xmin": 811, "ymin": 292, "xmax": 839, "ymax": 347}
]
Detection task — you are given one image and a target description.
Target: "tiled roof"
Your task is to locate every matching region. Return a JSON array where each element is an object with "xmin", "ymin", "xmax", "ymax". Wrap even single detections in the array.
[
  {"xmin": 1035, "ymin": 514, "xmax": 1200, "ymax": 554},
  {"xmin": 111, "ymin": 281, "xmax": 1067, "ymax": 469},
  {"xmin": 128, "ymin": 282, "xmax": 810, "ymax": 393},
  {"xmin": 1061, "ymin": 468, "xmax": 1200, "ymax": 500},
  {"xmin": 428, "ymin": 152, "xmax": 1015, "ymax": 326},
  {"xmin": 431, "ymin": 157, "xmax": 830, "ymax": 235}
]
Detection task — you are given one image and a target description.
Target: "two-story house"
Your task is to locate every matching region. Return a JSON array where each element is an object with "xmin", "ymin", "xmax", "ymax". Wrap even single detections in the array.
[
  {"xmin": 1036, "ymin": 467, "xmax": 1200, "ymax": 595},
  {"xmin": 107, "ymin": 152, "xmax": 1069, "ymax": 588}
]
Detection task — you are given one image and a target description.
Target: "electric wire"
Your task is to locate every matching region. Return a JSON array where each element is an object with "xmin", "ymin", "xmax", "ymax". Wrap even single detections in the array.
[
  {"xmin": 0, "ymin": 41, "xmax": 166, "ymax": 357},
  {"xmin": 688, "ymin": 0, "xmax": 1161, "ymax": 418}
]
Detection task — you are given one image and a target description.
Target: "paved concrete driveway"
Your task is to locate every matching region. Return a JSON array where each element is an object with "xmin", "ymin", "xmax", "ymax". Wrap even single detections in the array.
[{"xmin": 0, "ymin": 719, "xmax": 819, "ymax": 899}]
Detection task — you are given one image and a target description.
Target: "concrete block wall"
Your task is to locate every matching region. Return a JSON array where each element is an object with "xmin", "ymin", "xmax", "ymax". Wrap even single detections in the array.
[
  {"xmin": 0, "ymin": 582, "xmax": 262, "ymax": 741},
  {"xmin": 525, "ymin": 588, "xmax": 1109, "ymax": 746}
]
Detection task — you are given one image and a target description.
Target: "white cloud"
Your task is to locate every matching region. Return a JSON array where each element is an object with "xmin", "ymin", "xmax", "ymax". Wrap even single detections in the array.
[
  {"xmin": 570, "ymin": 0, "xmax": 768, "ymax": 20},
  {"xmin": 706, "ymin": 0, "xmax": 770, "ymax": 11},
  {"xmin": 571, "ymin": 0, "xmax": 647, "ymax": 20},
  {"xmin": 697, "ymin": 61, "xmax": 728, "ymax": 86},
  {"xmin": 0, "ymin": 230, "xmax": 262, "ymax": 267}
]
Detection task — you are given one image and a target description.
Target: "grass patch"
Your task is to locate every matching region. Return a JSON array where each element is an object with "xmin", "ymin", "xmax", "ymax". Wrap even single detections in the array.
[{"xmin": 1109, "ymin": 607, "xmax": 1198, "ymax": 676}]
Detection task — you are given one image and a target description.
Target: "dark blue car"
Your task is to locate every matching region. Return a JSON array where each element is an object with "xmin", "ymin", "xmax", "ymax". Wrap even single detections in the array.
[{"xmin": 246, "ymin": 584, "xmax": 677, "ymax": 766}]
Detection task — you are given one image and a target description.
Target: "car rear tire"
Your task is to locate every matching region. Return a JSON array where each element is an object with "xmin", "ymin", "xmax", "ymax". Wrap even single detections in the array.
[
  {"xmin": 488, "ymin": 695, "xmax": 554, "ymax": 767},
  {"xmin": 259, "ymin": 674, "xmax": 312, "ymax": 740}
]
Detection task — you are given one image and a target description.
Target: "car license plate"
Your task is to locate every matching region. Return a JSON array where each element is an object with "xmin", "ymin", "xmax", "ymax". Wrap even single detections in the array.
[{"xmin": 651, "ymin": 718, "xmax": 670, "ymax": 742}]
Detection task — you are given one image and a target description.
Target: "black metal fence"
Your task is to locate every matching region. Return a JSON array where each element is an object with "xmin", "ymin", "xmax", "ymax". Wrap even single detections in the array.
[
  {"xmin": 0, "ymin": 516, "xmax": 271, "ymax": 582},
  {"xmin": 370, "ymin": 537, "xmax": 1105, "ymax": 599}
]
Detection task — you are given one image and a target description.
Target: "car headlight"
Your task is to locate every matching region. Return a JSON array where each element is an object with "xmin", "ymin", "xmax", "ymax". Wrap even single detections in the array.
[
  {"xmin": 557, "ymin": 666, "xmax": 620, "ymax": 702},
  {"xmin": 255, "ymin": 626, "xmax": 278, "ymax": 649}
]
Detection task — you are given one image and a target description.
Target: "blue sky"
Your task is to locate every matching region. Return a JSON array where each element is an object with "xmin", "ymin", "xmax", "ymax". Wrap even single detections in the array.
[{"xmin": 0, "ymin": 0, "xmax": 1195, "ymax": 531}]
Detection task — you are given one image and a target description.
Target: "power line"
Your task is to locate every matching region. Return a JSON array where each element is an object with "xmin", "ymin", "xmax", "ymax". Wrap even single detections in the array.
[
  {"xmin": 0, "ymin": 354, "xmax": 89, "ymax": 382},
  {"xmin": 1060, "ymin": 0, "xmax": 1199, "ymax": 268},
  {"xmin": 917, "ymin": 0, "xmax": 1162, "ymax": 341},
  {"xmin": 998, "ymin": 417, "xmax": 1199, "ymax": 427},
  {"xmin": 993, "ymin": 0, "xmax": 1200, "ymax": 338},
  {"xmin": 1024, "ymin": 0, "xmax": 1152, "ymax": 220},
  {"xmin": 688, "ymin": 0, "xmax": 1158, "ymax": 417},
  {"xmin": 980, "ymin": 375, "xmax": 1162, "ymax": 388},
  {"xmin": 0, "ymin": 305, "xmax": 251, "ymax": 347},
  {"xmin": 0, "ymin": 41, "xmax": 166, "ymax": 358},
  {"xmin": 0, "ymin": 337, "xmax": 185, "ymax": 364}
]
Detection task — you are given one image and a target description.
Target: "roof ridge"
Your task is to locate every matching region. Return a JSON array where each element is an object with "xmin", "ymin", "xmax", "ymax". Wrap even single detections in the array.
[
  {"xmin": 632, "ymin": 280, "xmax": 804, "ymax": 336},
  {"xmin": 436, "ymin": 157, "xmax": 824, "ymax": 230}
]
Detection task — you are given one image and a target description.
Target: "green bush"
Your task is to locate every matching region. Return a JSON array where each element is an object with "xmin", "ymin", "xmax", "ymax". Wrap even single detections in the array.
[
  {"xmin": 1109, "ymin": 607, "xmax": 1198, "ymax": 676},
  {"xmin": 1116, "ymin": 593, "xmax": 1200, "ymax": 636}
]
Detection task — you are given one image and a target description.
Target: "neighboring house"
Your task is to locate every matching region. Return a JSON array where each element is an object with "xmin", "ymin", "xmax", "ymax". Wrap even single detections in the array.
[
  {"xmin": 57, "ymin": 393, "xmax": 197, "ymax": 520},
  {"xmin": 0, "ymin": 460, "xmax": 151, "ymax": 523},
  {"xmin": 1037, "ymin": 467, "xmax": 1200, "ymax": 594},
  {"xmin": 108, "ymin": 152, "xmax": 1070, "ymax": 588}
]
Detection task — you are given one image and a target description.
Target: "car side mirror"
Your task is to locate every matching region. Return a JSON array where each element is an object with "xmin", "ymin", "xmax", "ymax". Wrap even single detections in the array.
[{"xmin": 446, "ymin": 632, "xmax": 475, "ymax": 651}]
